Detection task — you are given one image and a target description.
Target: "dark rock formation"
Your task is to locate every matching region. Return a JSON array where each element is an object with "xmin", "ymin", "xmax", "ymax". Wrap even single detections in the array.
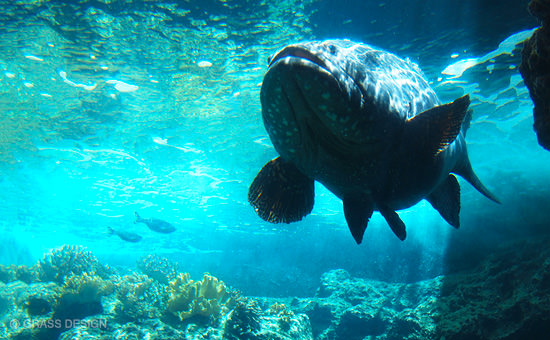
[{"xmin": 520, "ymin": 0, "xmax": 550, "ymax": 150}]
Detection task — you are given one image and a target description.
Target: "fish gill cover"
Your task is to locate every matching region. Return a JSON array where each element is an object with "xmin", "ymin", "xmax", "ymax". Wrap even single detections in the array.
[{"xmin": 0, "ymin": 0, "xmax": 549, "ymax": 339}]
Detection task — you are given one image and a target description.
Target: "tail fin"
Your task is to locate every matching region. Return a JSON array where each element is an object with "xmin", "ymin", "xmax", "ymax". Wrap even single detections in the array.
[
  {"xmin": 134, "ymin": 211, "xmax": 141, "ymax": 224},
  {"xmin": 454, "ymin": 159, "xmax": 500, "ymax": 204}
]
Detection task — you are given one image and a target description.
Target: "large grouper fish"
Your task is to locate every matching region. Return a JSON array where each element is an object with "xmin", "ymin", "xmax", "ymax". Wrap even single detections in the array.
[{"xmin": 248, "ymin": 39, "xmax": 500, "ymax": 244}]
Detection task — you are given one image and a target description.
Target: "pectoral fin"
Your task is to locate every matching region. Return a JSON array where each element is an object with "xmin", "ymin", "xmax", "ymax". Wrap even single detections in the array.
[
  {"xmin": 248, "ymin": 157, "xmax": 314, "ymax": 223},
  {"xmin": 379, "ymin": 207, "xmax": 407, "ymax": 241},
  {"xmin": 406, "ymin": 95, "xmax": 471, "ymax": 157},
  {"xmin": 343, "ymin": 194, "xmax": 374, "ymax": 244},
  {"xmin": 426, "ymin": 174, "xmax": 461, "ymax": 228}
]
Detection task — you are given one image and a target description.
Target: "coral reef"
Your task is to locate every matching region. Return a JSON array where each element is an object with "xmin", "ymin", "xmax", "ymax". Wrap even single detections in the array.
[
  {"xmin": 0, "ymin": 281, "xmax": 61, "ymax": 340},
  {"xmin": 112, "ymin": 273, "xmax": 167, "ymax": 323},
  {"xmin": 0, "ymin": 264, "xmax": 37, "ymax": 284},
  {"xmin": 37, "ymin": 245, "xmax": 108, "ymax": 284},
  {"xmin": 1, "ymin": 245, "xmax": 313, "ymax": 339},
  {"xmin": 166, "ymin": 272, "xmax": 238, "ymax": 323},
  {"xmin": 57, "ymin": 273, "xmax": 114, "ymax": 314},
  {"xmin": 136, "ymin": 254, "xmax": 178, "ymax": 284},
  {"xmin": 0, "ymin": 246, "xmax": 115, "ymax": 340},
  {"xmin": 31, "ymin": 273, "xmax": 114, "ymax": 339}
]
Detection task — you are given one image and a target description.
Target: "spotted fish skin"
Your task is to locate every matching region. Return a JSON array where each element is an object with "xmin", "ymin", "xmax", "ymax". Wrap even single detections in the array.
[
  {"xmin": 262, "ymin": 40, "xmax": 448, "ymax": 205},
  {"xmin": 251, "ymin": 39, "xmax": 498, "ymax": 244}
]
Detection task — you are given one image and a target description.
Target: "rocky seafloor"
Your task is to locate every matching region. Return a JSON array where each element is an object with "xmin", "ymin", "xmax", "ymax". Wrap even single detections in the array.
[{"xmin": 1, "ymin": 238, "xmax": 549, "ymax": 340}]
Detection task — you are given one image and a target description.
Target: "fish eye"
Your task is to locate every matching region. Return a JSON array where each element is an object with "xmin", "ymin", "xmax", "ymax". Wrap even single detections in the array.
[{"xmin": 328, "ymin": 44, "xmax": 337, "ymax": 54}]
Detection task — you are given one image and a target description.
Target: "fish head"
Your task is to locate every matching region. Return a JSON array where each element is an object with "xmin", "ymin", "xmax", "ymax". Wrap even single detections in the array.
[{"xmin": 261, "ymin": 40, "xmax": 386, "ymax": 164}]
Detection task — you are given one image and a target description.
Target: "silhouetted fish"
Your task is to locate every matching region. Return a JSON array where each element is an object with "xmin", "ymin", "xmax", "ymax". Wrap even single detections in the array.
[
  {"xmin": 107, "ymin": 227, "xmax": 142, "ymax": 243},
  {"xmin": 134, "ymin": 212, "xmax": 176, "ymax": 234},
  {"xmin": 249, "ymin": 40, "xmax": 499, "ymax": 244}
]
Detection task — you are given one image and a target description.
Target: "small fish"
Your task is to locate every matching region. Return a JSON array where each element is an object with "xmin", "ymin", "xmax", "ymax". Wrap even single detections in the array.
[
  {"xmin": 135, "ymin": 212, "xmax": 176, "ymax": 234},
  {"xmin": 108, "ymin": 227, "xmax": 142, "ymax": 243}
]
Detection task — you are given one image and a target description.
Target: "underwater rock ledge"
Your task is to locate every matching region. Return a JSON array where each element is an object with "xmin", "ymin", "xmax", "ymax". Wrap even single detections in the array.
[
  {"xmin": 258, "ymin": 236, "xmax": 550, "ymax": 340},
  {"xmin": 1, "ymin": 239, "xmax": 550, "ymax": 339}
]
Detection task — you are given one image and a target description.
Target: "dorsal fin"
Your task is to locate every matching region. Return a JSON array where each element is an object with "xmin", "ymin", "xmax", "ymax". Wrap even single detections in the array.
[
  {"xmin": 462, "ymin": 108, "xmax": 473, "ymax": 138},
  {"xmin": 405, "ymin": 95, "xmax": 471, "ymax": 157}
]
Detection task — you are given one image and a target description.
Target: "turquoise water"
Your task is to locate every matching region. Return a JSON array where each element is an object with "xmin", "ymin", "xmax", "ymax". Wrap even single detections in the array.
[{"xmin": 1, "ymin": 0, "xmax": 549, "ymax": 339}]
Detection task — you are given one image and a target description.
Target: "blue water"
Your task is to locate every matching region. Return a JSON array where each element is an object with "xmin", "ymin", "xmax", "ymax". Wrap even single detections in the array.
[{"xmin": 0, "ymin": 0, "xmax": 548, "ymax": 310}]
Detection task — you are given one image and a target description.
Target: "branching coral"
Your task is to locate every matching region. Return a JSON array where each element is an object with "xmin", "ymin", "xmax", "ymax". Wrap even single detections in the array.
[
  {"xmin": 137, "ymin": 254, "xmax": 178, "ymax": 284},
  {"xmin": 166, "ymin": 273, "xmax": 239, "ymax": 322},
  {"xmin": 37, "ymin": 245, "xmax": 108, "ymax": 283}
]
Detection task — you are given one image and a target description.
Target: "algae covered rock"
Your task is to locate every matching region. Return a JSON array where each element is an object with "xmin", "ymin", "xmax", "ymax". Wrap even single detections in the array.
[
  {"xmin": 256, "ymin": 311, "xmax": 313, "ymax": 340},
  {"xmin": 335, "ymin": 304, "xmax": 390, "ymax": 339},
  {"xmin": 285, "ymin": 238, "xmax": 550, "ymax": 340},
  {"xmin": 221, "ymin": 299, "xmax": 314, "ymax": 340},
  {"xmin": 222, "ymin": 298, "xmax": 261, "ymax": 340},
  {"xmin": 58, "ymin": 318, "xmax": 186, "ymax": 340}
]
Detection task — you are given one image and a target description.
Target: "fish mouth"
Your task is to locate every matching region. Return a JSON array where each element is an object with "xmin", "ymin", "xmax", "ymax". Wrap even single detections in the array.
[
  {"xmin": 261, "ymin": 45, "xmax": 374, "ymax": 161},
  {"xmin": 268, "ymin": 45, "xmax": 330, "ymax": 71}
]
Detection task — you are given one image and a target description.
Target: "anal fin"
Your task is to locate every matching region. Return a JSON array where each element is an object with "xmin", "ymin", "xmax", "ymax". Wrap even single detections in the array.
[
  {"xmin": 248, "ymin": 157, "xmax": 314, "ymax": 223},
  {"xmin": 343, "ymin": 194, "xmax": 374, "ymax": 245},
  {"xmin": 426, "ymin": 174, "xmax": 461, "ymax": 228},
  {"xmin": 379, "ymin": 207, "xmax": 407, "ymax": 241}
]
